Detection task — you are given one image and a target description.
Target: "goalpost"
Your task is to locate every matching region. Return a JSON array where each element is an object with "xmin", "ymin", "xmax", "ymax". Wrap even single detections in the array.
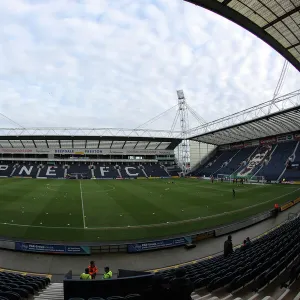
[
  {"xmin": 216, "ymin": 174, "xmax": 233, "ymax": 182},
  {"xmin": 249, "ymin": 175, "xmax": 265, "ymax": 184},
  {"xmin": 216, "ymin": 174, "xmax": 266, "ymax": 184}
]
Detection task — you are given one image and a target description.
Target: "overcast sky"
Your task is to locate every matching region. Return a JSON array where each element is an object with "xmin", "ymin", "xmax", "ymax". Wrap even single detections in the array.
[{"xmin": 0, "ymin": 0, "xmax": 299, "ymax": 131}]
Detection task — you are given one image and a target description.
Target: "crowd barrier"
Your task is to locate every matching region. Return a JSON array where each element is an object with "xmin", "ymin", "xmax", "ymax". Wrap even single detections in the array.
[{"xmin": 214, "ymin": 211, "xmax": 273, "ymax": 237}]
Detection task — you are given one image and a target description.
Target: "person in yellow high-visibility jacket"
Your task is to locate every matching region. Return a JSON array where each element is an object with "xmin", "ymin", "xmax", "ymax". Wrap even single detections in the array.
[
  {"xmin": 80, "ymin": 268, "xmax": 92, "ymax": 280},
  {"xmin": 103, "ymin": 267, "xmax": 112, "ymax": 279}
]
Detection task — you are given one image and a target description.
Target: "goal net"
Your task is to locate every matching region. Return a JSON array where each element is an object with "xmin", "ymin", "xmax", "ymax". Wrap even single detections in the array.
[
  {"xmin": 217, "ymin": 174, "xmax": 265, "ymax": 184},
  {"xmin": 249, "ymin": 175, "xmax": 265, "ymax": 184},
  {"xmin": 216, "ymin": 174, "xmax": 233, "ymax": 182}
]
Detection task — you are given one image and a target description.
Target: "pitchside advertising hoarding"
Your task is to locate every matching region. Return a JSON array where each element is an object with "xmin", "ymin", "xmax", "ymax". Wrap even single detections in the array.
[
  {"xmin": 15, "ymin": 242, "xmax": 90, "ymax": 254},
  {"xmin": 127, "ymin": 236, "xmax": 191, "ymax": 253},
  {"xmin": 0, "ymin": 148, "xmax": 173, "ymax": 155}
]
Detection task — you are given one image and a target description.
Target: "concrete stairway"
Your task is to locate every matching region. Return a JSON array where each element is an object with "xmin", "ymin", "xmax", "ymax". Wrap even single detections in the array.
[{"xmin": 34, "ymin": 283, "xmax": 63, "ymax": 300}]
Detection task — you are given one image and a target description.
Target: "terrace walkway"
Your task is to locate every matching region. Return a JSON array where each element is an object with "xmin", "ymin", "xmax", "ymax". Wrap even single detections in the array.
[{"xmin": 0, "ymin": 204, "xmax": 299, "ymax": 282}]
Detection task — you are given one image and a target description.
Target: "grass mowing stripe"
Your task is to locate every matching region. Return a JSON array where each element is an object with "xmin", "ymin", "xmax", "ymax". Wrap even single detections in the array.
[
  {"xmin": 79, "ymin": 180, "xmax": 86, "ymax": 229},
  {"xmin": 0, "ymin": 186, "xmax": 298, "ymax": 230},
  {"xmin": 0, "ymin": 178, "xmax": 299, "ymax": 241}
]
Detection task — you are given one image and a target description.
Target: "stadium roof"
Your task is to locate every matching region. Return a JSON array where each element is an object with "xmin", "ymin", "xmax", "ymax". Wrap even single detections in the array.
[
  {"xmin": 0, "ymin": 134, "xmax": 181, "ymax": 151},
  {"xmin": 190, "ymin": 106, "xmax": 300, "ymax": 145},
  {"xmin": 185, "ymin": 0, "xmax": 300, "ymax": 72},
  {"xmin": 189, "ymin": 89, "xmax": 300, "ymax": 145}
]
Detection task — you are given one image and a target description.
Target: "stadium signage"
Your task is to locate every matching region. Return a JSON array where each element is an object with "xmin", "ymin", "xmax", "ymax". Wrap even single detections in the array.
[
  {"xmin": 280, "ymin": 201, "xmax": 294, "ymax": 211},
  {"xmin": 195, "ymin": 230, "xmax": 214, "ymax": 242},
  {"xmin": 230, "ymin": 143, "xmax": 244, "ymax": 149},
  {"xmin": 277, "ymin": 134, "xmax": 294, "ymax": 143},
  {"xmin": 260, "ymin": 137, "xmax": 276, "ymax": 145},
  {"xmin": 0, "ymin": 148, "xmax": 33, "ymax": 153},
  {"xmin": 219, "ymin": 145, "xmax": 230, "ymax": 150},
  {"xmin": 0, "ymin": 148, "xmax": 173, "ymax": 155},
  {"xmin": 15, "ymin": 242, "xmax": 90, "ymax": 255},
  {"xmin": 244, "ymin": 140, "xmax": 259, "ymax": 148},
  {"xmin": 127, "ymin": 236, "xmax": 191, "ymax": 253}
]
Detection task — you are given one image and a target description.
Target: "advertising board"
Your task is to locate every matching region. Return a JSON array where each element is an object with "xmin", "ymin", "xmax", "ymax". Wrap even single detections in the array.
[
  {"xmin": 127, "ymin": 236, "xmax": 191, "ymax": 253},
  {"xmin": 280, "ymin": 201, "xmax": 295, "ymax": 211},
  {"xmin": 194, "ymin": 230, "xmax": 214, "ymax": 242},
  {"xmin": 230, "ymin": 143, "xmax": 244, "ymax": 149},
  {"xmin": 294, "ymin": 133, "xmax": 300, "ymax": 141},
  {"xmin": 15, "ymin": 242, "xmax": 90, "ymax": 255},
  {"xmin": 244, "ymin": 140, "xmax": 259, "ymax": 148},
  {"xmin": 294, "ymin": 197, "xmax": 300, "ymax": 204},
  {"xmin": 219, "ymin": 145, "xmax": 230, "ymax": 151},
  {"xmin": 260, "ymin": 137, "xmax": 276, "ymax": 145},
  {"xmin": 277, "ymin": 134, "xmax": 294, "ymax": 143},
  {"xmin": 0, "ymin": 148, "xmax": 173, "ymax": 156},
  {"xmin": 280, "ymin": 197, "xmax": 300, "ymax": 211}
]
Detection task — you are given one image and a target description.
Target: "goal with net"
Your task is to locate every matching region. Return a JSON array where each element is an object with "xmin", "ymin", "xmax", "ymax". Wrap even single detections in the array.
[
  {"xmin": 248, "ymin": 175, "xmax": 265, "ymax": 183},
  {"xmin": 216, "ymin": 174, "xmax": 233, "ymax": 182},
  {"xmin": 216, "ymin": 174, "xmax": 265, "ymax": 184}
]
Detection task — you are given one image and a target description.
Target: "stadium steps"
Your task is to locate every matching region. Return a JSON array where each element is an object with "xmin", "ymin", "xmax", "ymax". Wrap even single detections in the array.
[
  {"xmin": 34, "ymin": 282, "xmax": 63, "ymax": 300},
  {"xmin": 293, "ymin": 292, "xmax": 300, "ymax": 300}
]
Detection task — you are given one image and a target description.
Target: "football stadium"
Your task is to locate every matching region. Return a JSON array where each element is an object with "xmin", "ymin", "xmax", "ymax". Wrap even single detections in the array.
[{"xmin": 0, "ymin": 0, "xmax": 300, "ymax": 300}]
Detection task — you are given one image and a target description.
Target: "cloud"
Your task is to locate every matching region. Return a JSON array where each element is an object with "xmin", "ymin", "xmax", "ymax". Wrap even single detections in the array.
[{"xmin": 0, "ymin": 0, "xmax": 299, "ymax": 133}]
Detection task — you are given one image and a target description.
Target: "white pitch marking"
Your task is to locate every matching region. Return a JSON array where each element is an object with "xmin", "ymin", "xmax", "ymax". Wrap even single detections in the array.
[
  {"xmin": 79, "ymin": 180, "xmax": 86, "ymax": 229},
  {"xmin": 0, "ymin": 187, "xmax": 298, "ymax": 231}
]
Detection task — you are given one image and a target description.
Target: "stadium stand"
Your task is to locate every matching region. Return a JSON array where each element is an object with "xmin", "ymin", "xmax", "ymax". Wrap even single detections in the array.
[
  {"xmin": 191, "ymin": 141, "xmax": 300, "ymax": 182},
  {"xmin": 59, "ymin": 214, "xmax": 300, "ymax": 300},
  {"xmin": 283, "ymin": 142, "xmax": 300, "ymax": 182},
  {"xmin": 235, "ymin": 145, "xmax": 275, "ymax": 179},
  {"xmin": 193, "ymin": 150, "xmax": 239, "ymax": 177},
  {"xmin": 0, "ymin": 272, "xmax": 50, "ymax": 300},
  {"xmin": 217, "ymin": 147, "xmax": 256, "ymax": 175},
  {"xmin": 0, "ymin": 163, "xmax": 170, "ymax": 179},
  {"xmin": 255, "ymin": 142, "xmax": 298, "ymax": 182},
  {"xmin": 155, "ymin": 215, "xmax": 300, "ymax": 300}
]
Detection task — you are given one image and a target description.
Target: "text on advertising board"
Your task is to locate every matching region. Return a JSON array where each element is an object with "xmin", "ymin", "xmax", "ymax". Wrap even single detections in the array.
[
  {"xmin": 15, "ymin": 242, "xmax": 90, "ymax": 255},
  {"xmin": 127, "ymin": 236, "xmax": 191, "ymax": 253}
]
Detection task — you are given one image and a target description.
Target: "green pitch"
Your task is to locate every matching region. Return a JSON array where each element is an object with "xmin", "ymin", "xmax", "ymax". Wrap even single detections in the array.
[{"xmin": 0, "ymin": 178, "xmax": 299, "ymax": 242}]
